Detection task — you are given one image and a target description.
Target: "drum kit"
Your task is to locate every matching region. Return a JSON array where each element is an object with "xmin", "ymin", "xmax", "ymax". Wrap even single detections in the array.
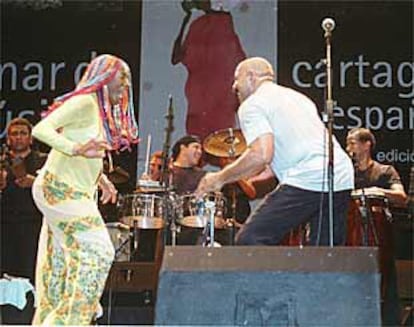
[{"xmin": 106, "ymin": 128, "xmax": 250, "ymax": 262}]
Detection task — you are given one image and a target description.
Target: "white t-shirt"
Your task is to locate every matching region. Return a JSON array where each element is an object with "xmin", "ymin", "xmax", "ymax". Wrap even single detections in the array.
[{"xmin": 238, "ymin": 82, "xmax": 354, "ymax": 192}]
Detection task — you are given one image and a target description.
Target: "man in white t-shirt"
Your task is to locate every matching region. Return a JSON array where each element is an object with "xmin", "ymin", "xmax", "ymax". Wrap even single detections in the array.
[{"xmin": 196, "ymin": 57, "xmax": 354, "ymax": 245}]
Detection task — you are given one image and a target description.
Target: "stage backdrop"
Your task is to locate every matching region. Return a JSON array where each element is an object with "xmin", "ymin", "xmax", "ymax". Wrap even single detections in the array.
[
  {"xmin": 1, "ymin": 0, "xmax": 412, "ymax": 190},
  {"xmin": 138, "ymin": 0, "xmax": 278, "ymax": 177},
  {"xmin": 278, "ymin": 0, "xmax": 413, "ymax": 191},
  {"xmin": 0, "ymin": 1, "xmax": 142, "ymax": 185}
]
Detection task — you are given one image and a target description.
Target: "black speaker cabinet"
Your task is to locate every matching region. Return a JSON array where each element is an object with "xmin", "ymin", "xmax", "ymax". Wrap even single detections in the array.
[{"xmin": 155, "ymin": 246, "xmax": 381, "ymax": 326}]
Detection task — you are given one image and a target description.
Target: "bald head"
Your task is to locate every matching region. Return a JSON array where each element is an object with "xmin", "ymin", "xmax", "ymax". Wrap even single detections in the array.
[
  {"xmin": 237, "ymin": 57, "xmax": 274, "ymax": 81},
  {"xmin": 233, "ymin": 57, "xmax": 275, "ymax": 103}
]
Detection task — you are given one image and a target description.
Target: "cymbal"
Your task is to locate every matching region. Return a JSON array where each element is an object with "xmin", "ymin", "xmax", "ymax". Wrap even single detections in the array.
[
  {"xmin": 107, "ymin": 166, "xmax": 130, "ymax": 184},
  {"xmin": 203, "ymin": 128, "xmax": 246, "ymax": 158}
]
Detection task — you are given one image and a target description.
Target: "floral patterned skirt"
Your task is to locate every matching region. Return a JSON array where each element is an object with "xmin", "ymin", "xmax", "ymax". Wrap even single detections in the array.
[{"xmin": 31, "ymin": 170, "xmax": 114, "ymax": 325}]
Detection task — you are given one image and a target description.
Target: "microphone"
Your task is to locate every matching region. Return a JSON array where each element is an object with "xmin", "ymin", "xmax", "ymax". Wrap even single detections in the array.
[{"xmin": 321, "ymin": 17, "xmax": 335, "ymax": 37}]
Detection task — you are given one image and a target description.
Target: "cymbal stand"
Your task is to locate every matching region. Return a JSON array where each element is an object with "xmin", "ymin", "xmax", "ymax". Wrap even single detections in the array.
[
  {"xmin": 168, "ymin": 192, "xmax": 178, "ymax": 246},
  {"xmin": 199, "ymin": 199, "xmax": 208, "ymax": 245},
  {"xmin": 227, "ymin": 128, "xmax": 237, "ymax": 245},
  {"xmin": 201, "ymin": 200, "xmax": 216, "ymax": 247},
  {"xmin": 160, "ymin": 95, "xmax": 176, "ymax": 247}
]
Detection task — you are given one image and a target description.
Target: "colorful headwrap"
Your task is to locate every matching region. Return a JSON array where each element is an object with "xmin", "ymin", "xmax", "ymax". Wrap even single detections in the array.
[{"xmin": 43, "ymin": 54, "xmax": 139, "ymax": 151}]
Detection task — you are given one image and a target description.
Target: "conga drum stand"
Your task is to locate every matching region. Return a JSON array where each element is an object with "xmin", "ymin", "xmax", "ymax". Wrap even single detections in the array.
[{"xmin": 358, "ymin": 188, "xmax": 379, "ymax": 246}]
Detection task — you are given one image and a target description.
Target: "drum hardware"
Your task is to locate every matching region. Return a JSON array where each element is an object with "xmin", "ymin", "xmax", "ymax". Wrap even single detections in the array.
[
  {"xmin": 131, "ymin": 220, "xmax": 140, "ymax": 261},
  {"xmin": 165, "ymin": 192, "xmax": 179, "ymax": 247},
  {"xmin": 347, "ymin": 189, "xmax": 392, "ymax": 247},
  {"xmin": 203, "ymin": 128, "xmax": 246, "ymax": 158},
  {"xmin": 137, "ymin": 179, "xmax": 162, "ymax": 189},
  {"xmin": 144, "ymin": 134, "xmax": 152, "ymax": 179},
  {"xmin": 115, "ymin": 237, "xmax": 130, "ymax": 259},
  {"xmin": 106, "ymin": 222, "xmax": 131, "ymax": 262},
  {"xmin": 358, "ymin": 188, "xmax": 379, "ymax": 246},
  {"xmin": 160, "ymin": 95, "xmax": 174, "ymax": 187},
  {"xmin": 104, "ymin": 160, "xmax": 130, "ymax": 185},
  {"xmin": 347, "ymin": 189, "xmax": 396, "ymax": 300},
  {"xmin": 200, "ymin": 200, "xmax": 218, "ymax": 247},
  {"xmin": 382, "ymin": 198, "xmax": 393, "ymax": 222},
  {"xmin": 176, "ymin": 192, "xmax": 226, "ymax": 229},
  {"xmin": 134, "ymin": 182, "xmax": 171, "ymax": 195},
  {"xmin": 116, "ymin": 192, "xmax": 168, "ymax": 261},
  {"xmin": 203, "ymin": 128, "xmax": 255, "ymax": 244},
  {"xmin": 280, "ymin": 223, "xmax": 310, "ymax": 247},
  {"xmin": 169, "ymin": 216, "xmax": 178, "ymax": 247},
  {"xmin": 118, "ymin": 193, "xmax": 165, "ymax": 229}
]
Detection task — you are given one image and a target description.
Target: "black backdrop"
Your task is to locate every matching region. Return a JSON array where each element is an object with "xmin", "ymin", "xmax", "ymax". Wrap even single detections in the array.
[
  {"xmin": 278, "ymin": 0, "xmax": 413, "ymax": 191},
  {"xmin": 1, "ymin": 1, "xmax": 142, "ymax": 185}
]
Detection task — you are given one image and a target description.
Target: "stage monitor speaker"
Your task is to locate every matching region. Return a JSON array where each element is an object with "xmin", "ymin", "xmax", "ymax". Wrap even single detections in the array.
[{"xmin": 155, "ymin": 246, "xmax": 380, "ymax": 326}]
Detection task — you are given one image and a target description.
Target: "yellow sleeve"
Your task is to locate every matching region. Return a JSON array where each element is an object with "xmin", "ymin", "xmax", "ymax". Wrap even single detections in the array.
[{"xmin": 32, "ymin": 94, "xmax": 96, "ymax": 156}]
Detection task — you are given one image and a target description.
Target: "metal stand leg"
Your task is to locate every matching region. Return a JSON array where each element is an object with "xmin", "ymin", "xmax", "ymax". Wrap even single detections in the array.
[
  {"xmin": 200, "ymin": 200, "xmax": 216, "ymax": 247},
  {"xmin": 358, "ymin": 189, "xmax": 379, "ymax": 246}
]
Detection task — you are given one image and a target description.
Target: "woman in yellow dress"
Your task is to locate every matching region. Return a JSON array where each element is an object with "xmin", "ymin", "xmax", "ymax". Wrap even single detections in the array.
[{"xmin": 31, "ymin": 54, "xmax": 138, "ymax": 325}]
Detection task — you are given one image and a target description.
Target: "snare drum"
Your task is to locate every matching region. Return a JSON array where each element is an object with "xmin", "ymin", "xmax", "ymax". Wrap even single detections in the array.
[
  {"xmin": 176, "ymin": 192, "xmax": 226, "ymax": 229},
  {"xmin": 117, "ymin": 193, "xmax": 165, "ymax": 229},
  {"xmin": 106, "ymin": 222, "xmax": 130, "ymax": 262}
]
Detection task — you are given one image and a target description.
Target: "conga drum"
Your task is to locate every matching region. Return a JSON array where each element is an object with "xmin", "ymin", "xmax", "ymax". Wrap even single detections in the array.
[
  {"xmin": 346, "ymin": 189, "xmax": 394, "ymax": 297},
  {"xmin": 280, "ymin": 223, "xmax": 309, "ymax": 246}
]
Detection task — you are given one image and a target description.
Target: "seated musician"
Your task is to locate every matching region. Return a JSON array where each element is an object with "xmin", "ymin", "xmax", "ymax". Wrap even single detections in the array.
[
  {"xmin": 346, "ymin": 127, "xmax": 407, "ymax": 326},
  {"xmin": 346, "ymin": 127, "xmax": 407, "ymax": 205},
  {"xmin": 170, "ymin": 135, "xmax": 206, "ymax": 194}
]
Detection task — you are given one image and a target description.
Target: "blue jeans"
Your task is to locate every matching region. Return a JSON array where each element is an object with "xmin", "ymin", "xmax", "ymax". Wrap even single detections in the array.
[{"xmin": 236, "ymin": 185, "xmax": 351, "ymax": 246}]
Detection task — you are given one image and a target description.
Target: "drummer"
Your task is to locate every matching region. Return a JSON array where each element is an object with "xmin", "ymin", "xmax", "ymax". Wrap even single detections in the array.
[
  {"xmin": 346, "ymin": 127, "xmax": 407, "ymax": 206},
  {"xmin": 170, "ymin": 135, "xmax": 205, "ymax": 194},
  {"xmin": 346, "ymin": 127, "xmax": 407, "ymax": 326},
  {"xmin": 140, "ymin": 150, "xmax": 164, "ymax": 182},
  {"xmin": 170, "ymin": 135, "xmax": 252, "ymax": 220},
  {"xmin": 169, "ymin": 135, "xmax": 252, "ymax": 244}
]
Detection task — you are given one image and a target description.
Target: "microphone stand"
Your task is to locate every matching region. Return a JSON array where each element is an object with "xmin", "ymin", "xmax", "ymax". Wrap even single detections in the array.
[{"xmin": 322, "ymin": 19, "xmax": 335, "ymax": 247}]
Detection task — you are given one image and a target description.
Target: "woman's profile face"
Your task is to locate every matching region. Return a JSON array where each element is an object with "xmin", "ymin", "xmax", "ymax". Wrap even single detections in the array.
[{"xmin": 107, "ymin": 64, "xmax": 130, "ymax": 105}]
